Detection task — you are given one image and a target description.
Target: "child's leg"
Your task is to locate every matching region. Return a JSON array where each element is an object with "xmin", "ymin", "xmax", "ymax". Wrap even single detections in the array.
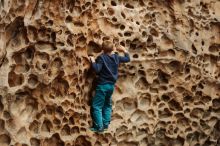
[
  {"xmin": 91, "ymin": 85, "xmax": 107, "ymax": 130},
  {"xmin": 102, "ymin": 84, "xmax": 114, "ymax": 129}
]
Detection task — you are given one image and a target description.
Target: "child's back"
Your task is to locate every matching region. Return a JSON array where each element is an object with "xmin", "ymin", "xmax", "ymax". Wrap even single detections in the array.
[
  {"xmin": 92, "ymin": 51, "xmax": 130, "ymax": 85},
  {"xmin": 89, "ymin": 41, "xmax": 130, "ymax": 133}
]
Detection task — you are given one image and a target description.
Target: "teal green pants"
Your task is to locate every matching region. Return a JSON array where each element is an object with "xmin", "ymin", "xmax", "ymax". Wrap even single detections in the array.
[{"xmin": 91, "ymin": 83, "xmax": 114, "ymax": 130}]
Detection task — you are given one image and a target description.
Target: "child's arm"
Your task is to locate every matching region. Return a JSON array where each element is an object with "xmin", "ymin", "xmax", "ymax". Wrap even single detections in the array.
[
  {"xmin": 89, "ymin": 56, "xmax": 103, "ymax": 73},
  {"xmin": 116, "ymin": 45, "xmax": 130, "ymax": 63}
]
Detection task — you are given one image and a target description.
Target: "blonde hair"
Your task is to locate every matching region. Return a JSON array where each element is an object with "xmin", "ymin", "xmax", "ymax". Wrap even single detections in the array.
[{"xmin": 102, "ymin": 40, "xmax": 113, "ymax": 53}]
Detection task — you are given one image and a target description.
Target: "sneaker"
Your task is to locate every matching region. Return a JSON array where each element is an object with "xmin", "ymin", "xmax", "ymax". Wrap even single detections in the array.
[
  {"xmin": 89, "ymin": 127, "xmax": 104, "ymax": 133},
  {"xmin": 103, "ymin": 126, "xmax": 108, "ymax": 131}
]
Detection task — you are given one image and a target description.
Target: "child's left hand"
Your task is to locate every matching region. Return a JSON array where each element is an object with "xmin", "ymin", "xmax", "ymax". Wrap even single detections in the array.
[{"xmin": 89, "ymin": 56, "xmax": 95, "ymax": 63}]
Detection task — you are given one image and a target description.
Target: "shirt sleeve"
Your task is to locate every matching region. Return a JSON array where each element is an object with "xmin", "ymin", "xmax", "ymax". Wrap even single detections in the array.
[
  {"xmin": 92, "ymin": 56, "xmax": 103, "ymax": 73},
  {"xmin": 118, "ymin": 52, "xmax": 130, "ymax": 63}
]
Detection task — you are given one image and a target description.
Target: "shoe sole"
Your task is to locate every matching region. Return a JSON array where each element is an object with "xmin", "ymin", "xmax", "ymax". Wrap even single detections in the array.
[{"xmin": 89, "ymin": 128, "xmax": 104, "ymax": 133}]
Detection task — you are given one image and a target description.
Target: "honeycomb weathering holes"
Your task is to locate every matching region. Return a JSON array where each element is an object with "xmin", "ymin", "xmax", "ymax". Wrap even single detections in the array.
[{"xmin": 0, "ymin": 0, "xmax": 220, "ymax": 145}]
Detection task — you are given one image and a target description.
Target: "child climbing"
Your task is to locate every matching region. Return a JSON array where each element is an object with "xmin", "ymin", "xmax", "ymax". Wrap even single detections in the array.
[{"xmin": 89, "ymin": 40, "xmax": 130, "ymax": 133}]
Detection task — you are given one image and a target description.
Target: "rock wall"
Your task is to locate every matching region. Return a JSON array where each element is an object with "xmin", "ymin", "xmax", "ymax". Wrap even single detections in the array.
[{"xmin": 0, "ymin": 0, "xmax": 220, "ymax": 146}]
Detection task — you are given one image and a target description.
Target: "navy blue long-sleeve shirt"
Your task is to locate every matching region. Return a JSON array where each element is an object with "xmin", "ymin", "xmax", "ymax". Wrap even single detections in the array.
[{"xmin": 92, "ymin": 52, "xmax": 130, "ymax": 85}]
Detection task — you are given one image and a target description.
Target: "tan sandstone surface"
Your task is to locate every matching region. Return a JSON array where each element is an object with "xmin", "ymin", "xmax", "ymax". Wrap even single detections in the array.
[{"xmin": 0, "ymin": 0, "xmax": 220, "ymax": 146}]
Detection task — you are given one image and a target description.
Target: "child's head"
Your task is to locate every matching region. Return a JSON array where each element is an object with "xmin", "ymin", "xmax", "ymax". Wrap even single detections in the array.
[{"xmin": 102, "ymin": 40, "xmax": 114, "ymax": 53}]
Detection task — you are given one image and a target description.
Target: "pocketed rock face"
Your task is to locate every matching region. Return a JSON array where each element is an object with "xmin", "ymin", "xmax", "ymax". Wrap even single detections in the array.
[{"xmin": 0, "ymin": 0, "xmax": 220, "ymax": 145}]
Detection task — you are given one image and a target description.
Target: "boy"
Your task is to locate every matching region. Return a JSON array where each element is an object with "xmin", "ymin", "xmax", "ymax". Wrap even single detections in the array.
[{"xmin": 89, "ymin": 40, "xmax": 130, "ymax": 133}]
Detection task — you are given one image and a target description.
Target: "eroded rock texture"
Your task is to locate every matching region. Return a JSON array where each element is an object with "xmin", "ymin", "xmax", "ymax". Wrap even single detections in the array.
[{"xmin": 0, "ymin": 0, "xmax": 220, "ymax": 145}]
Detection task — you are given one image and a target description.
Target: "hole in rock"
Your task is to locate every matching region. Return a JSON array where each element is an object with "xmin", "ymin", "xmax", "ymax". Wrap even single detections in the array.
[
  {"xmin": 45, "ymin": 105, "xmax": 54, "ymax": 115},
  {"xmin": 186, "ymin": 131, "xmax": 200, "ymax": 143},
  {"xmin": 82, "ymin": 5, "xmax": 86, "ymax": 10},
  {"xmin": 107, "ymin": 7, "xmax": 114, "ymax": 15},
  {"xmin": 121, "ymin": 12, "xmax": 126, "ymax": 19},
  {"xmin": 35, "ymin": 42, "xmax": 56, "ymax": 51},
  {"xmin": 209, "ymin": 44, "xmax": 220, "ymax": 53},
  {"xmin": 130, "ymin": 110, "xmax": 148, "ymax": 123},
  {"xmin": 158, "ymin": 69, "xmax": 170, "ymax": 84},
  {"xmin": 212, "ymin": 98, "xmax": 220, "ymax": 108},
  {"xmin": 125, "ymin": 3, "xmax": 134, "ymax": 9},
  {"xmin": 74, "ymin": 21, "xmax": 84, "ymax": 27},
  {"xmin": 195, "ymin": 90, "xmax": 202, "ymax": 96},
  {"xmin": 148, "ymin": 109, "xmax": 155, "ymax": 116},
  {"xmin": 85, "ymin": 2, "xmax": 91, "ymax": 7},
  {"xmin": 192, "ymin": 44, "xmax": 197, "ymax": 54},
  {"xmin": 41, "ymin": 119, "xmax": 53, "ymax": 132},
  {"xmin": 27, "ymin": 25, "xmax": 38, "ymax": 40},
  {"xmin": 88, "ymin": 41, "xmax": 101, "ymax": 53},
  {"xmin": 135, "ymin": 77, "xmax": 149, "ymax": 90},
  {"xmin": 28, "ymin": 74, "xmax": 38, "ymax": 87},
  {"xmin": 147, "ymin": 35, "xmax": 153, "ymax": 44},
  {"xmin": 51, "ymin": 32, "xmax": 56, "ymax": 42},
  {"xmin": 133, "ymin": 54, "xmax": 138, "ymax": 58},
  {"xmin": 201, "ymin": 96, "xmax": 211, "ymax": 103},
  {"xmin": 51, "ymin": 57, "xmax": 62, "ymax": 69},
  {"xmin": 142, "ymin": 31, "xmax": 147, "ymax": 37},
  {"xmin": 77, "ymin": 35, "xmax": 86, "ymax": 45},
  {"xmin": 177, "ymin": 116, "xmax": 189, "ymax": 127},
  {"xmin": 130, "ymin": 43, "xmax": 136, "ymax": 50},
  {"xmin": 61, "ymin": 124, "xmax": 70, "ymax": 136},
  {"xmin": 12, "ymin": 52, "xmax": 24, "ymax": 64},
  {"xmin": 168, "ymin": 60, "xmax": 181, "ymax": 71},
  {"xmin": 24, "ymin": 47, "xmax": 35, "ymax": 60},
  {"xmin": 46, "ymin": 20, "xmax": 53, "ymax": 26},
  {"xmin": 111, "ymin": 1, "xmax": 117, "ymax": 6},
  {"xmin": 62, "ymin": 117, "xmax": 68, "ymax": 123},
  {"xmin": 0, "ymin": 98, "xmax": 4, "ymax": 112},
  {"xmin": 71, "ymin": 126, "xmax": 79, "ymax": 134},
  {"xmin": 0, "ymin": 119, "xmax": 5, "ymax": 132},
  {"xmin": 65, "ymin": 15, "xmax": 72, "ymax": 23},
  {"xmin": 168, "ymin": 99, "xmax": 182, "ymax": 111},
  {"xmin": 168, "ymin": 49, "xmax": 176, "ymax": 56},
  {"xmin": 120, "ymin": 41, "xmax": 125, "ymax": 46},
  {"xmin": 43, "ymin": 133, "xmax": 64, "ymax": 146},
  {"xmin": 150, "ymin": 28, "xmax": 159, "ymax": 37},
  {"xmin": 204, "ymin": 139, "xmax": 215, "ymax": 146},
  {"xmin": 201, "ymin": 40, "xmax": 205, "ymax": 46},
  {"xmin": 138, "ymin": 70, "xmax": 145, "ymax": 76},
  {"xmin": 67, "ymin": 35, "xmax": 73, "ymax": 46},
  {"xmin": 139, "ymin": 93, "xmax": 151, "ymax": 107},
  {"xmin": 156, "ymin": 128, "xmax": 166, "ymax": 139},
  {"xmin": 112, "ymin": 17, "xmax": 117, "ymax": 22},
  {"xmin": 190, "ymin": 108, "xmax": 204, "ymax": 118},
  {"xmin": 184, "ymin": 64, "xmax": 190, "ymax": 74},
  {"xmin": 99, "ymin": 11, "xmax": 104, "ymax": 16},
  {"xmin": 55, "ymin": 106, "xmax": 64, "ymax": 118},
  {"xmin": 30, "ymin": 138, "xmax": 40, "ymax": 146},
  {"xmin": 160, "ymin": 85, "xmax": 168, "ymax": 91},
  {"xmin": 42, "ymin": 63, "xmax": 47, "ymax": 69},
  {"xmin": 124, "ymin": 31, "xmax": 132, "ymax": 37},
  {"xmin": 53, "ymin": 118, "xmax": 61, "ymax": 125},
  {"xmin": 159, "ymin": 108, "xmax": 172, "ymax": 118},
  {"xmin": 161, "ymin": 94, "xmax": 170, "ymax": 101},
  {"xmin": 103, "ymin": 36, "xmax": 110, "ymax": 41},
  {"xmin": 214, "ymin": 120, "xmax": 220, "ymax": 131},
  {"xmin": 8, "ymin": 71, "xmax": 24, "ymax": 87},
  {"xmin": 0, "ymin": 134, "xmax": 11, "ymax": 145},
  {"xmin": 119, "ymin": 98, "xmax": 137, "ymax": 111},
  {"xmin": 75, "ymin": 135, "xmax": 92, "ymax": 146},
  {"xmin": 118, "ymin": 141, "xmax": 138, "ymax": 146}
]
